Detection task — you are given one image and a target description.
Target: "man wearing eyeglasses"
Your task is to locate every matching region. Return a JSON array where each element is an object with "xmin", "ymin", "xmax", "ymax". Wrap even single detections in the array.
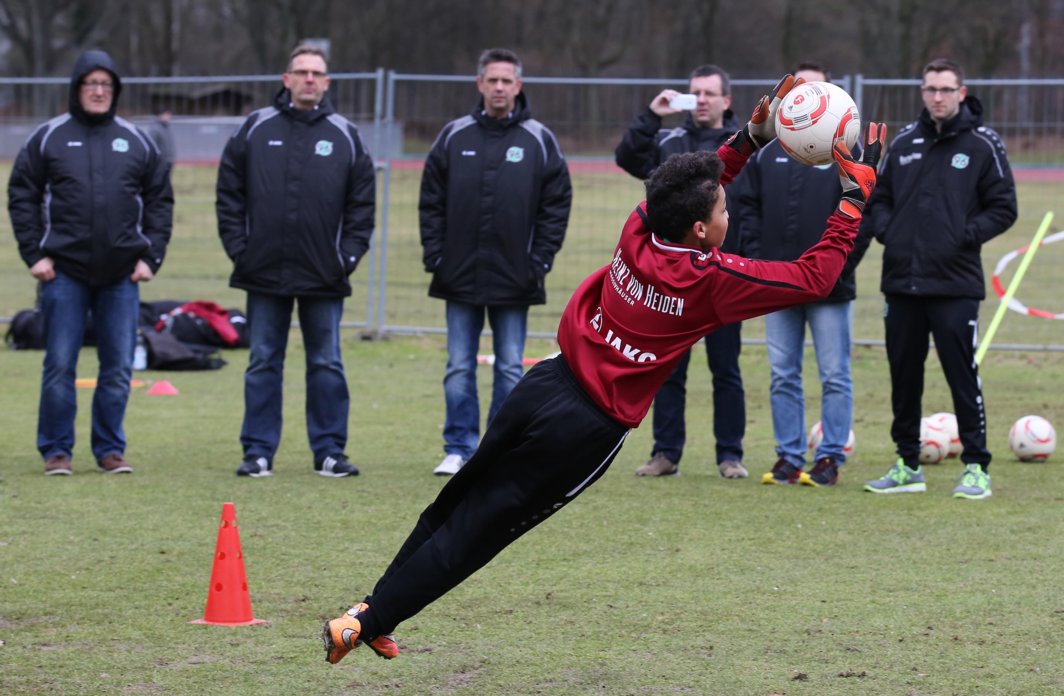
[
  {"xmin": 216, "ymin": 44, "xmax": 376, "ymax": 479},
  {"xmin": 8, "ymin": 49, "xmax": 173, "ymax": 476},
  {"xmin": 853, "ymin": 58, "xmax": 1017, "ymax": 500},
  {"xmin": 614, "ymin": 64, "xmax": 749, "ymax": 481}
]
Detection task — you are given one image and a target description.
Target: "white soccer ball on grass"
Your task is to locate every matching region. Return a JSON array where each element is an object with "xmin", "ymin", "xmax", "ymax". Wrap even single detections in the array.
[{"xmin": 1008, "ymin": 415, "xmax": 1056, "ymax": 461}]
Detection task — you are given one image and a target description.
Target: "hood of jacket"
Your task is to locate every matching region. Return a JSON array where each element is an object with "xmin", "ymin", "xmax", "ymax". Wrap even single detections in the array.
[
  {"xmin": 918, "ymin": 95, "xmax": 984, "ymax": 138},
  {"xmin": 272, "ymin": 86, "xmax": 337, "ymax": 122},
  {"xmin": 681, "ymin": 107, "xmax": 741, "ymax": 146},
  {"xmin": 473, "ymin": 90, "xmax": 531, "ymax": 129},
  {"xmin": 69, "ymin": 49, "xmax": 122, "ymax": 125}
]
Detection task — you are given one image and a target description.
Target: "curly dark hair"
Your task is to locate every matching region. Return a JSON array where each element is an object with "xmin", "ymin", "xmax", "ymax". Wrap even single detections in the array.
[{"xmin": 645, "ymin": 151, "xmax": 725, "ymax": 243}]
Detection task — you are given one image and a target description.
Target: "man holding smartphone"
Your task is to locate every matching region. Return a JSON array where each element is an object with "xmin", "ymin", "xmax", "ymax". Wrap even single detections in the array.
[{"xmin": 614, "ymin": 64, "xmax": 748, "ymax": 481}]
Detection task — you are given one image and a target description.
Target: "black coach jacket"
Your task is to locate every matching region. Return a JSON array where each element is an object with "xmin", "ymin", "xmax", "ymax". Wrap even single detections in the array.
[
  {"xmin": 418, "ymin": 92, "xmax": 572, "ymax": 306},
  {"xmin": 855, "ymin": 97, "xmax": 1017, "ymax": 299},
  {"xmin": 8, "ymin": 50, "xmax": 173, "ymax": 288},
  {"xmin": 736, "ymin": 139, "xmax": 855, "ymax": 302},
  {"xmin": 216, "ymin": 89, "xmax": 375, "ymax": 298},
  {"xmin": 614, "ymin": 107, "xmax": 743, "ymax": 254}
]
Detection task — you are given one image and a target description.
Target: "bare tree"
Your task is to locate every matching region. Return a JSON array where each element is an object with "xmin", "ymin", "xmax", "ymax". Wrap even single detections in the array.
[
  {"xmin": 3, "ymin": 0, "xmax": 1063, "ymax": 80},
  {"xmin": 0, "ymin": 0, "xmax": 109, "ymax": 75}
]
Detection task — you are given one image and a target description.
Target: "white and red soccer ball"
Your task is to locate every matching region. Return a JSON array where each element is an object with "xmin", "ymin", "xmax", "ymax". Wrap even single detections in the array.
[
  {"xmin": 923, "ymin": 412, "xmax": 962, "ymax": 458},
  {"xmin": 918, "ymin": 417, "xmax": 951, "ymax": 465},
  {"xmin": 807, "ymin": 421, "xmax": 855, "ymax": 456},
  {"xmin": 1008, "ymin": 415, "xmax": 1056, "ymax": 461},
  {"xmin": 775, "ymin": 81, "xmax": 861, "ymax": 166}
]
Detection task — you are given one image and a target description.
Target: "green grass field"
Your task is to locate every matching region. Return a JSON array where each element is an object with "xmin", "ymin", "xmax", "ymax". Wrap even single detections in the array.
[{"xmin": 1, "ymin": 163, "xmax": 1063, "ymax": 695}]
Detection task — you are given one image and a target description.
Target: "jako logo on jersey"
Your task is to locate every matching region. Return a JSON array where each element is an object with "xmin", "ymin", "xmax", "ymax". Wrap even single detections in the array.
[
  {"xmin": 315, "ymin": 140, "xmax": 333, "ymax": 156},
  {"xmin": 505, "ymin": 146, "xmax": 524, "ymax": 163},
  {"xmin": 604, "ymin": 329, "xmax": 657, "ymax": 363},
  {"xmin": 461, "ymin": 150, "xmax": 476, "ymax": 156},
  {"xmin": 268, "ymin": 140, "xmax": 283, "ymax": 146},
  {"xmin": 951, "ymin": 153, "xmax": 970, "ymax": 169},
  {"xmin": 899, "ymin": 152, "xmax": 923, "ymax": 166},
  {"xmin": 589, "ymin": 308, "xmax": 657, "ymax": 362},
  {"xmin": 111, "ymin": 138, "xmax": 129, "ymax": 153}
]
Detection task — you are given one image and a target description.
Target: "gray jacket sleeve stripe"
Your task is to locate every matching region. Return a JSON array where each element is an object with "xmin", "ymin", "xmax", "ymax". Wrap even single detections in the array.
[
  {"xmin": 520, "ymin": 119, "xmax": 566, "ymax": 162},
  {"xmin": 245, "ymin": 107, "xmax": 280, "ymax": 139},
  {"xmin": 440, "ymin": 115, "xmax": 477, "ymax": 149},
  {"xmin": 325, "ymin": 113, "xmax": 359, "ymax": 159},
  {"xmin": 114, "ymin": 116, "xmax": 156, "ymax": 155},
  {"xmin": 972, "ymin": 129, "xmax": 1008, "ymax": 179},
  {"xmin": 35, "ymin": 114, "xmax": 72, "ymax": 154}
]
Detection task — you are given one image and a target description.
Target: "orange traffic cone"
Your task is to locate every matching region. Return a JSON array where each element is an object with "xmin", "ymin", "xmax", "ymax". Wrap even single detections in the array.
[{"xmin": 189, "ymin": 502, "xmax": 267, "ymax": 626}]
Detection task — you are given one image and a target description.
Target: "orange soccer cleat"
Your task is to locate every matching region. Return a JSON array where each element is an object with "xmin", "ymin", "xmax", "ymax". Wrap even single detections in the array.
[
  {"xmin": 359, "ymin": 633, "xmax": 399, "ymax": 659},
  {"xmin": 322, "ymin": 602, "xmax": 399, "ymax": 663}
]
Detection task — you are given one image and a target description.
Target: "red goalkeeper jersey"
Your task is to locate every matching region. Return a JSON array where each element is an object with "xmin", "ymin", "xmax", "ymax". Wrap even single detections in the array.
[{"xmin": 557, "ymin": 145, "xmax": 858, "ymax": 427}]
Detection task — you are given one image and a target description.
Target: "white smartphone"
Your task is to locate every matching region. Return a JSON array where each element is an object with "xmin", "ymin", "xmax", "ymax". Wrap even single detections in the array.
[{"xmin": 669, "ymin": 94, "xmax": 697, "ymax": 111}]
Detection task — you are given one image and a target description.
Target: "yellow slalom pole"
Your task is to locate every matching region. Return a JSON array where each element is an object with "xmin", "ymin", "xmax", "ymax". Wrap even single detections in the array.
[{"xmin": 975, "ymin": 211, "xmax": 1055, "ymax": 365}]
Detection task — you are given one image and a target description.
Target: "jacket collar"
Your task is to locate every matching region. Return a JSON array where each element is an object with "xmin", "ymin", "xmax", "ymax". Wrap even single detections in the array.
[
  {"xmin": 919, "ymin": 95, "xmax": 983, "ymax": 139},
  {"xmin": 273, "ymin": 87, "xmax": 336, "ymax": 122},
  {"xmin": 473, "ymin": 91, "xmax": 530, "ymax": 129}
]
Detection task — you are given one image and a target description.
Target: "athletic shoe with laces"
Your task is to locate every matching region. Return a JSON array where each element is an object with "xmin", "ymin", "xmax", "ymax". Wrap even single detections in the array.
[
  {"xmin": 433, "ymin": 453, "xmax": 466, "ymax": 476},
  {"xmin": 799, "ymin": 456, "xmax": 839, "ymax": 487},
  {"xmin": 635, "ymin": 452, "xmax": 679, "ymax": 477},
  {"xmin": 236, "ymin": 456, "xmax": 272, "ymax": 477},
  {"xmin": 951, "ymin": 463, "xmax": 991, "ymax": 500},
  {"xmin": 761, "ymin": 458, "xmax": 802, "ymax": 485},
  {"xmin": 315, "ymin": 453, "xmax": 360, "ymax": 477},
  {"xmin": 322, "ymin": 602, "xmax": 399, "ymax": 663},
  {"xmin": 717, "ymin": 460, "xmax": 749, "ymax": 479},
  {"xmin": 863, "ymin": 459, "xmax": 926, "ymax": 494}
]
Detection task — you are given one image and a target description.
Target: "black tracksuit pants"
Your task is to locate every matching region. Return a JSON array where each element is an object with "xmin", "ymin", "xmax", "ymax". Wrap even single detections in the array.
[
  {"xmin": 883, "ymin": 294, "xmax": 990, "ymax": 467},
  {"xmin": 364, "ymin": 355, "xmax": 630, "ymax": 636}
]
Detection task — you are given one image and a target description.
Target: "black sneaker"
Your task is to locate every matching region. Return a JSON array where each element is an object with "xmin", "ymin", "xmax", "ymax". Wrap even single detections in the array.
[
  {"xmin": 315, "ymin": 453, "xmax": 360, "ymax": 478},
  {"xmin": 799, "ymin": 457, "xmax": 839, "ymax": 487},
  {"xmin": 237, "ymin": 456, "xmax": 272, "ymax": 477},
  {"xmin": 760, "ymin": 458, "xmax": 802, "ymax": 485}
]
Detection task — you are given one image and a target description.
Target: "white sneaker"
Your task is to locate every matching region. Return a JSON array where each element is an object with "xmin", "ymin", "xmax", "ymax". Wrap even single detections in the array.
[{"xmin": 433, "ymin": 453, "xmax": 466, "ymax": 476}]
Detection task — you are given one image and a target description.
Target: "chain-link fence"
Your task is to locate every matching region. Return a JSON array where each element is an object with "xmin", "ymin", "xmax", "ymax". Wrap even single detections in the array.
[{"xmin": 2, "ymin": 73, "xmax": 1062, "ymax": 348}]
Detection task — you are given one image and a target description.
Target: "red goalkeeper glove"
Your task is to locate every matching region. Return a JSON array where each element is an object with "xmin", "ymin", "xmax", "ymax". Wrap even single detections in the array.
[
  {"xmin": 834, "ymin": 123, "xmax": 886, "ymax": 220},
  {"xmin": 725, "ymin": 74, "xmax": 802, "ymax": 157}
]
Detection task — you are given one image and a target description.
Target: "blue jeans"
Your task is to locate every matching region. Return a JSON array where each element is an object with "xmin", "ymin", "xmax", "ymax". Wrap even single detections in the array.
[
  {"xmin": 443, "ymin": 301, "xmax": 528, "ymax": 459},
  {"xmin": 650, "ymin": 322, "xmax": 744, "ymax": 465},
  {"xmin": 765, "ymin": 301, "xmax": 853, "ymax": 466},
  {"xmin": 37, "ymin": 271, "xmax": 139, "ymax": 462},
  {"xmin": 241, "ymin": 293, "xmax": 349, "ymax": 462}
]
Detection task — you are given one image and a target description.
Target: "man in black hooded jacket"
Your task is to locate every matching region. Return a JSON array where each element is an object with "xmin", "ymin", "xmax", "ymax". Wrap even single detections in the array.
[
  {"xmin": 216, "ymin": 44, "xmax": 376, "ymax": 479},
  {"xmin": 8, "ymin": 49, "xmax": 173, "ymax": 476},
  {"xmin": 854, "ymin": 58, "xmax": 1017, "ymax": 500}
]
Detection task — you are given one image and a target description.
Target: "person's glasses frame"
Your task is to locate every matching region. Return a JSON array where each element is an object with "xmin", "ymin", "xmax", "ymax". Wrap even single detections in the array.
[
  {"xmin": 81, "ymin": 80, "xmax": 115, "ymax": 92},
  {"xmin": 288, "ymin": 69, "xmax": 327, "ymax": 79},
  {"xmin": 920, "ymin": 86, "xmax": 961, "ymax": 96}
]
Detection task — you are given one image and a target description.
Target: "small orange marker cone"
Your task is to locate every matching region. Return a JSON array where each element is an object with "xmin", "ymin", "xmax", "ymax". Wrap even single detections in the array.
[
  {"xmin": 189, "ymin": 502, "xmax": 266, "ymax": 626},
  {"xmin": 147, "ymin": 379, "xmax": 179, "ymax": 396}
]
